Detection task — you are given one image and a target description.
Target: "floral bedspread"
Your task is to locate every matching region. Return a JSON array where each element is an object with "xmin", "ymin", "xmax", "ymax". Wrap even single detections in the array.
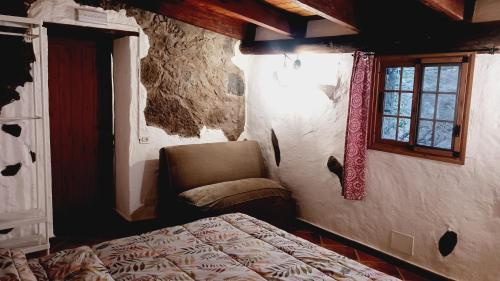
[
  {"xmin": 92, "ymin": 213, "xmax": 398, "ymax": 281},
  {"xmin": 2, "ymin": 213, "xmax": 400, "ymax": 280}
]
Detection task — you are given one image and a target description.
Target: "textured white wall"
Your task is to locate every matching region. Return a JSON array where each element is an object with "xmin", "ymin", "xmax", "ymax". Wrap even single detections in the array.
[
  {"xmin": 26, "ymin": 0, "xmax": 242, "ymax": 222},
  {"xmin": 244, "ymin": 53, "xmax": 500, "ymax": 280},
  {"xmin": 473, "ymin": 0, "xmax": 500, "ymax": 22}
]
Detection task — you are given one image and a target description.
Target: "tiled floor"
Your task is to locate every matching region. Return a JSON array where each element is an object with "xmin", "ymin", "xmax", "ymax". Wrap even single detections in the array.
[
  {"xmin": 37, "ymin": 217, "xmax": 437, "ymax": 281},
  {"xmin": 289, "ymin": 229, "xmax": 434, "ymax": 281}
]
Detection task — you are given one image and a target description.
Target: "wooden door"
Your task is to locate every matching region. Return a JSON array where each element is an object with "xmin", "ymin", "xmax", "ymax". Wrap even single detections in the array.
[{"xmin": 48, "ymin": 35, "xmax": 112, "ymax": 234}]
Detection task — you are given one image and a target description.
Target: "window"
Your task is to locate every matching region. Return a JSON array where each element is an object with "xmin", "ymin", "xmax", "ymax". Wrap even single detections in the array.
[{"xmin": 368, "ymin": 53, "xmax": 475, "ymax": 164}]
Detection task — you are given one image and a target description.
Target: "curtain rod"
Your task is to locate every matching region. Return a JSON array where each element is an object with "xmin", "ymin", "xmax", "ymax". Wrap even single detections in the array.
[{"xmin": 369, "ymin": 47, "xmax": 499, "ymax": 56}]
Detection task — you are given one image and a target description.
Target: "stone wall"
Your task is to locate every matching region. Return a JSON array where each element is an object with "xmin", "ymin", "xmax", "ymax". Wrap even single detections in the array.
[{"xmin": 107, "ymin": 4, "xmax": 246, "ymax": 140}]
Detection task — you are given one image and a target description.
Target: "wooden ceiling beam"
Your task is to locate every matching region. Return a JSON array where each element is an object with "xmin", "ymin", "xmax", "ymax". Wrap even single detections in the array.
[
  {"xmin": 291, "ymin": 0, "xmax": 358, "ymax": 31},
  {"xmin": 240, "ymin": 20, "xmax": 500, "ymax": 55},
  {"xmin": 420, "ymin": 0, "xmax": 465, "ymax": 20},
  {"xmin": 185, "ymin": 0, "xmax": 306, "ymax": 37},
  {"xmin": 128, "ymin": 0, "xmax": 249, "ymax": 40}
]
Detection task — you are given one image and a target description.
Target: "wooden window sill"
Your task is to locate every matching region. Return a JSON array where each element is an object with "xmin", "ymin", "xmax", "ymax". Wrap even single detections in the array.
[{"xmin": 368, "ymin": 143, "xmax": 465, "ymax": 165}]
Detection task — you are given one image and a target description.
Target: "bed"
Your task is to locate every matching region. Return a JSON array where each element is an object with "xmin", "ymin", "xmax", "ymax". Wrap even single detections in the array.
[{"xmin": 1, "ymin": 213, "xmax": 400, "ymax": 280}]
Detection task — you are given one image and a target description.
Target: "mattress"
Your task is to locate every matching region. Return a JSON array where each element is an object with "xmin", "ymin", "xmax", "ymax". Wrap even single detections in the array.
[{"xmin": 3, "ymin": 213, "xmax": 400, "ymax": 280}]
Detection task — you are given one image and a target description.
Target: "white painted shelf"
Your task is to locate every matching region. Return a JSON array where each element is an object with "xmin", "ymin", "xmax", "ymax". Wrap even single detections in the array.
[
  {"xmin": 0, "ymin": 116, "xmax": 42, "ymax": 123},
  {"xmin": 0, "ymin": 209, "xmax": 45, "ymax": 230},
  {"xmin": 0, "ymin": 234, "xmax": 49, "ymax": 253},
  {"xmin": 0, "ymin": 15, "xmax": 50, "ymax": 254}
]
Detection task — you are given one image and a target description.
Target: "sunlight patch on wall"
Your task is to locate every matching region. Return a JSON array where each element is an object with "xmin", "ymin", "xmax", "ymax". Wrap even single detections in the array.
[{"xmin": 250, "ymin": 54, "xmax": 346, "ymax": 119}]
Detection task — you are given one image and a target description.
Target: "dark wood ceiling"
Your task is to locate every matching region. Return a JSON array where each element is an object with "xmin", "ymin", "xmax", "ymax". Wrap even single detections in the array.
[
  {"xmin": 262, "ymin": 0, "xmax": 316, "ymax": 16},
  {"xmin": 124, "ymin": 0, "xmax": 500, "ymax": 56},
  {"xmin": 9, "ymin": 0, "xmax": 496, "ymax": 55},
  {"xmin": 128, "ymin": 0, "xmax": 475, "ymax": 41},
  {"xmin": 128, "ymin": 0, "xmax": 363, "ymax": 40}
]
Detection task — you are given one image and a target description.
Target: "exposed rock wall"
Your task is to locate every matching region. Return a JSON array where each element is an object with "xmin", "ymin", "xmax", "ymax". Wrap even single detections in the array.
[{"xmin": 106, "ymin": 4, "xmax": 246, "ymax": 140}]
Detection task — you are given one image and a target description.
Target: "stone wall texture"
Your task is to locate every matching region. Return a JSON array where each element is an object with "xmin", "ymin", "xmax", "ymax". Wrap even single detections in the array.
[{"xmin": 108, "ymin": 4, "xmax": 246, "ymax": 140}]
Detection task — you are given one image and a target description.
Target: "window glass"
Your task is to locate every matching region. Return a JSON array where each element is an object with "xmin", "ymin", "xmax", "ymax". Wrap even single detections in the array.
[
  {"xmin": 436, "ymin": 94, "xmax": 457, "ymax": 121},
  {"xmin": 382, "ymin": 117, "xmax": 397, "ymax": 140},
  {"xmin": 397, "ymin": 118, "xmax": 411, "ymax": 142},
  {"xmin": 417, "ymin": 64, "xmax": 460, "ymax": 150},
  {"xmin": 434, "ymin": 122, "xmax": 454, "ymax": 149},
  {"xmin": 381, "ymin": 66, "xmax": 415, "ymax": 142},
  {"xmin": 439, "ymin": 66, "xmax": 460, "ymax": 92},
  {"xmin": 385, "ymin": 67, "xmax": 401, "ymax": 90},
  {"xmin": 400, "ymin": 92, "xmax": 413, "ymax": 117},
  {"xmin": 417, "ymin": 120, "xmax": 434, "ymax": 146},
  {"xmin": 422, "ymin": 66, "xmax": 438, "ymax": 91},
  {"xmin": 401, "ymin": 67, "xmax": 415, "ymax": 91},
  {"xmin": 383, "ymin": 92, "xmax": 399, "ymax": 115},
  {"xmin": 370, "ymin": 55, "xmax": 473, "ymax": 164}
]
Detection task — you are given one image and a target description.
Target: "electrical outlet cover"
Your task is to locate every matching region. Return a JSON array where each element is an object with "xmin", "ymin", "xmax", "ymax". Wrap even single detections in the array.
[
  {"xmin": 391, "ymin": 230, "xmax": 414, "ymax": 255},
  {"xmin": 139, "ymin": 136, "xmax": 150, "ymax": 144}
]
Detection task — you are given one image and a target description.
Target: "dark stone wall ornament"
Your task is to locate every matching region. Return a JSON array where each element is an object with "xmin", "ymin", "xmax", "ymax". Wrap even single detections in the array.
[
  {"xmin": 0, "ymin": 1, "xmax": 29, "ymax": 17},
  {"xmin": 30, "ymin": 150, "xmax": 36, "ymax": 163},
  {"xmin": 1, "ymin": 163, "xmax": 22, "ymax": 176},
  {"xmin": 2, "ymin": 124, "xmax": 22, "ymax": 137},
  {"xmin": 271, "ymin": 129, "xmax": 281, "ymax": 166},
  {"xmin": 0, "ymin": 228, "xmax": 14, "ymax": 235},
  {"xmin": 327, "ymin": 156, "xmax": 344, "ymax": 187},
  {"xmin": 0, "ymin": 35, "xmax": 35, "ymax": 113},
  {"xmin": 0, "ymin": 88, "xmax": 21, "ymax": 113},
  {"xmin": 439, "ymin": 230, "xmax": 458, "ymax": 257}
]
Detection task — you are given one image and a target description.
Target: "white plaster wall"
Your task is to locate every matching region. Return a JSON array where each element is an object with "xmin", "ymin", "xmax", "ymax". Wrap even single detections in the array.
[
  {"xmin": 473, "ymin": 0, "xmax": 500, "ymax": 22},
  {"xmin": 244, "ymin": 53, "xmax": 500, "ymax": 280},
  {"xmin": 117, "ymin": 27, "xmax": 240, "ymax": 221},
  {"xmin": 26, "ymin": 0, "xmax": 242, "ymax": 222},
  {"xmin": 255, "ymin": 19, "xmax": 357, "ymax": 41}
]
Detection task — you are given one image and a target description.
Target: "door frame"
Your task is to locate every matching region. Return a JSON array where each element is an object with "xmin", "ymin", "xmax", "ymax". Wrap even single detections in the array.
[
  {"xmin": 40, "ymin": 22, "xmax": 141, "ymax": 234},
  {"xmin": 47, "ymin": 29, "xmax": 114, "ymax": 223}
]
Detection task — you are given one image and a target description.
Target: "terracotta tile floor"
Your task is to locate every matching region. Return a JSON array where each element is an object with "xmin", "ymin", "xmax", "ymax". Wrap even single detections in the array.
[{"xmin": 290, "ymin": 229, "xmax": 434, "ymax": 281}]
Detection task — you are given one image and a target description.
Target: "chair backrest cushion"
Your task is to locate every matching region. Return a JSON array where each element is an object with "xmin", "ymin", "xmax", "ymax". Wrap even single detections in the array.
[{"xmin": 161, "ymin": 141, "xmax": 265, "ymax": 194}]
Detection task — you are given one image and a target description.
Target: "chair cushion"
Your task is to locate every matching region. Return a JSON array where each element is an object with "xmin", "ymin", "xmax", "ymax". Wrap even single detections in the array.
[
  {"xmin": 162, "ymin": 141, "xmax": 265, "ymax": 193},
  {"xmin": 178, "ymin": 178, "xmax": 290, "ymax": 211}
]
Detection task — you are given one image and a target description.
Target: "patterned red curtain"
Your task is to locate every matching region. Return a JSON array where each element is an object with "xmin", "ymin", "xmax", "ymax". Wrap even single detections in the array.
[{"xmin": 342, "ymin": 51, "xmax": 374, "ymax": 200}]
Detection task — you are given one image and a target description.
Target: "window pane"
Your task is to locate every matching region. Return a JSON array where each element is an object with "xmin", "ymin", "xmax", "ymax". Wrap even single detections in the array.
[
  {"xmin": 434, "ymin": 122, "xmax": 454, "ymax": 149},
  {"xmin": 397, "ymin": 118, "xmax": 411, "ymax": 142},
  {"xmin": 419, "ymin": 94, "xmax": 436, "ymax": 119},
  {"xmin": 401, "ymin": 67, "xmax": 415, "ymax": 91},
  {"xmin": 400, "ymin": 92, "xmax": 413, "ymax": 117},
  {"xmin": 383, "ymin": 92, "xmax": 399, "ymax": 115},
  {"xmin": 385, "ymin": 68, "xmax": 401, "ymax": 90},
  {"xmin": 382, "ymin": 117, "xmax": 397, "ymax": 140},
  {"xmin": 439, "ymin": 66, "xmax": 460, "ymax": 92},
  {"xmin": 436, "ymin": 94, "xmax": 457, "ymax": 121},
  {"xmin": 422, "ymin": 66, "xmax": 438, "ymax": 92},
  {"xmin": 417, "ymin": 120, "xmax": 434, "ymax": 146}
]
